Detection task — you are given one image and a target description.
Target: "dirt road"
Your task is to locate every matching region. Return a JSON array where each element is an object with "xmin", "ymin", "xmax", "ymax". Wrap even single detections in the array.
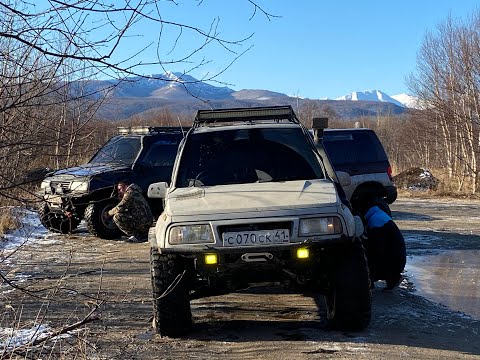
[{"xmin": 1, "ymin": 197, "xmax": 480, "ymax": 359}]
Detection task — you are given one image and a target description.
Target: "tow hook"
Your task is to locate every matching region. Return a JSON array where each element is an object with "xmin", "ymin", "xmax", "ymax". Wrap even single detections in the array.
[{"xmin": 241, "ymin": 253, "xmax": 274, "ymax": 262}]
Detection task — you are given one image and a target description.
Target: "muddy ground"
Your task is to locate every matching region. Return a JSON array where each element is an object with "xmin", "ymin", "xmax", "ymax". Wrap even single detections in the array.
[{"xmin": 1, "ymin": 197, "xmax": 480, "ymax": 359}]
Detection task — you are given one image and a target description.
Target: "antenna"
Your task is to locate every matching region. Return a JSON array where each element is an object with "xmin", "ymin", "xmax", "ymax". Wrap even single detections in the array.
[{"xmin": 176, "ymin": 116, "xmax": 186, "ymax": 137}]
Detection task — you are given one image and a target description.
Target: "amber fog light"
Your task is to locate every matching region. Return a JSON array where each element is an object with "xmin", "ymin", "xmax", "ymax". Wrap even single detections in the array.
[
  {"xmin": 204, "ymin": 254, "xmax": 218, "ymax": 265},
  {"xmin": 296, "ymin": 247, "xmax": 309, "ymax": 259}
]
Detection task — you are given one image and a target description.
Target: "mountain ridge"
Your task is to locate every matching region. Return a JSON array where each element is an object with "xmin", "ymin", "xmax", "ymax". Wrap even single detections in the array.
[{"xmin": 78, "ymin": 73, "xmax": 412, "ymax": 120}]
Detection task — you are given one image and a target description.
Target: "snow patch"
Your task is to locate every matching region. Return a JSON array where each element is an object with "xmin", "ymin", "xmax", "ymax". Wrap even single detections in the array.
[
  {"xmin": 336, "ymin": 89, "xmax": 405, "ymax": 107},
  {"xmin": 0, "ymin": 324, "xmax": 72, "ymax": 351},
  {"xmin": 392, "ymin": 93, "xmax": 420, "ymax": 109},
  {"xmin": 1, "ymin": 208, "xmax": 53, "ymax": 251}
]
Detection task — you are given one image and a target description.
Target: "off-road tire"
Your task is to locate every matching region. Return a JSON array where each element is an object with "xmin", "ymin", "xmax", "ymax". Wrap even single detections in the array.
[
  {"xmin": 150, "ymin": 248, "xmax": 192, "ymax": 337},
  {"xmin": 38, "ymin": 202, "xmax": 80, "ymax": 234},
  {"xmin": 325, "ymin": 240, "xmax": 372, "ymax": 331},
  {"xmin": 84, "ymin": 198, "xmax": 122, "ymax": 239},
  {"xmin": 375, "ymin": 196, "xmax": 392, "ymax": 217}
]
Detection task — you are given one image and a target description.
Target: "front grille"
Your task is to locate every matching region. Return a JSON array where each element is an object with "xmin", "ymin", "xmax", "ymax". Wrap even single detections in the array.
[
  {"xmin": 218, "ymin": 221, "xmax": 293, "ymax": 237},
  {"xmin": 51, "ymin": 181, "xmax": 71, "ymax": 194}
]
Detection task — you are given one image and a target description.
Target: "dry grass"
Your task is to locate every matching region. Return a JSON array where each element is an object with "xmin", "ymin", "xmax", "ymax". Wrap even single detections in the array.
[
  {"xmin": 394, "ymin": 167, "xmax": 480, "ymax": 200},
  {"xmin": 0, "ymin": 207, "xmax": 21, "ymax": 236}
]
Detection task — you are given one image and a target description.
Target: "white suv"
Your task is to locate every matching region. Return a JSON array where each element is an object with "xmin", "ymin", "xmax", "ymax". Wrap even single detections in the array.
[{"xmin": 148, "ymin": 106, "xmax": 370, "ymax": 337}]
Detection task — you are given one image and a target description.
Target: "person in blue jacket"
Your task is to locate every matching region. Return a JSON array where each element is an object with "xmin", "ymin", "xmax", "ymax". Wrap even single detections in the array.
[{"xmin": 360, "ymin": 201, "xmax": 406, "ymax": 290}]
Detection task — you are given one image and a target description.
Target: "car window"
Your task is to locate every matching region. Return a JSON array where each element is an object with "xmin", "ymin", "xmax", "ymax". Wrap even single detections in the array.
[
  {"xmin": 142, "ymin": 142, "xmax": 179, "ymax": 167},
  {"xmin": 322, "ymin": 131, "xmax": 387, "ymax": 165},
  {"xmin": 89, "ymin": 136, "xmax": 141, "ymax": 166},
  {"xmin": 176, "ymin": 127, "xmax": 324, "ymax": 187}
]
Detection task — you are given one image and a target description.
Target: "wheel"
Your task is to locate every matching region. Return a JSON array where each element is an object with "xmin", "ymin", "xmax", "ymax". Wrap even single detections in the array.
[
  {"xmin": 325, "ymin": 240, "xmax": 372, "ymax": 331},
  {"xmin": 84, "ymin": 198, "xmax": 122, "ymax": 239},
  {"xmin": 352, "ymin": 193, "xmax": 392, "ymax": 217},
  {"xmin": 38, "ymin": 202, "xmax": 80, "ymax": 234},
  {"xmin": 150, "ymin": 248, "xmax": 192, "ymax": 337},
  {"xmin": 374, "ymin": 197, "xmax": 392, "ymax": 217}
]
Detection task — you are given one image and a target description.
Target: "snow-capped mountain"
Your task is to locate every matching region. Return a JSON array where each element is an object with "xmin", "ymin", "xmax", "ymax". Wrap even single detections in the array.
[
  {"xmin": 336, "ymin": 90, "xmax": 405, "ymax": 108},
  {"xmin": 391, "ymin": 93, "xmax": 420, "ymax": 109},
  {"xmin": 83, "ymin": 72, "xmax": 234, "ymax": 100},
  {"xmin": 74, "ymin": 73, "xmax": 410, "ymax": 120}
]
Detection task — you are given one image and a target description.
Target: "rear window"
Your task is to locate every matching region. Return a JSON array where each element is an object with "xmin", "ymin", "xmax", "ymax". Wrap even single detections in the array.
[{"xmin": 322, "ymin": 131, "xmax": 387, "ymax": 166}]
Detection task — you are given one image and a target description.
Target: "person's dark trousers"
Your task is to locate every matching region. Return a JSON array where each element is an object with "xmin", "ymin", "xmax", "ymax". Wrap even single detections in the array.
[{"xmin": 363, "ymin": 220, "xmax": 406, "ymax": 285}]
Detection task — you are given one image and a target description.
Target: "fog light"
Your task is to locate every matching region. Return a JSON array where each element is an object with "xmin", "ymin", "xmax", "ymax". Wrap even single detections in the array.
[
  {"xmin": 296, "ymin": 247, "xmax": 309, "ymax": 259},
  {"xmin": 205, "ymin": 254, "xmax": 218, "ymax": 265}
]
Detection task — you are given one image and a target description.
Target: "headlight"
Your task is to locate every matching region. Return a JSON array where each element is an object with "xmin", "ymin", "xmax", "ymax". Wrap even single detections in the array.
[
  {"xmin": 40, "ymin": 180, "xmax": 50, "ymax": 190},
  {"xmin": 169, "ymin": 225, "xmax": 214, "ymax": 245},
  {"xmin": 299, "ymin": 217, "xmax": 342, "ymax": 236},
  {"xmin": 70, "ymin": 180, "xmax": 89, "ymax": 192}
]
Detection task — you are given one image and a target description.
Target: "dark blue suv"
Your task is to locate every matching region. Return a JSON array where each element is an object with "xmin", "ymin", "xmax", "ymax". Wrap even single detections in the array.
[{"xmin": 38, "ymin": 126, "xmax": 185, "ymax": 239}]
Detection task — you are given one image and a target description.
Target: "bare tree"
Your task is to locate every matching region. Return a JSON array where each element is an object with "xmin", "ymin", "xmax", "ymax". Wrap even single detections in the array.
[
  {"xmin": 408, "ymin": 13, "xmax": 480, "ymax": 194},
  {"xmin": 0, "ymin": 0, "xmax": 276, "ymax": 203}
]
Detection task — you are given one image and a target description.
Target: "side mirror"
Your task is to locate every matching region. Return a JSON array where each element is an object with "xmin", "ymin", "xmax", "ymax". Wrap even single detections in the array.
[
  {"xmin": 148, "ymin": 182, "xmax": 169, "ymax": 199},
  {"xmin": 336, "ymin": 171, "xmax": 352, "ymax": 187}
]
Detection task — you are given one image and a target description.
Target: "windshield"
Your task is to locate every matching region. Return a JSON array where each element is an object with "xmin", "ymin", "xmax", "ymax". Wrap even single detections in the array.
[
  {"xmin": 89, "ymin": 136, "xmax": 141, "ymax": 166},
  {"xmin": 176, "ymin": 127, "xmax": 324, "ymax": 187}
]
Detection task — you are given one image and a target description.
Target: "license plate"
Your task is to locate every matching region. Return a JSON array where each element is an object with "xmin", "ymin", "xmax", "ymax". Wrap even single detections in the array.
[
  {"xmin": 44, "ymin": 194, "xmax": 63, "ymax": 205},
  {"xmin": 223, "ymin": 229, "xmax": 290, "ymax": 247}
]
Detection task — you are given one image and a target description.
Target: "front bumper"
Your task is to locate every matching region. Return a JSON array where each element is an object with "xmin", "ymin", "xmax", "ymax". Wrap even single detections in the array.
[{"xmin": 169, "ymin": 235, "xmax": 356, "ymax": 296}]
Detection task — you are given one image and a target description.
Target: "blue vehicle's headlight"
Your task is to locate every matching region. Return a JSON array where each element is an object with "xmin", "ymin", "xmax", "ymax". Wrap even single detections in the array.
[
  {"xmin": 40, "ymin": 180, "xmax": 50, "ymax": 190},
  {"xmin": 70, "ymin": 180, "xmax": 89, "ymax": 192}
]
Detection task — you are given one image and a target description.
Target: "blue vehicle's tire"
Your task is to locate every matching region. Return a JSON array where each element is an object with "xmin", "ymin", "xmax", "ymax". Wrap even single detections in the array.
[
  {"xmin": 150, "ymin": 248, "xmax": 192, "ymax": 337},
  {"xmin": 84, "ymin": 199, "xmax": 122, "ymax": 239},
  {"xmin": 39, "ymin": 202, "xmax": 80, "ymax": 234}
]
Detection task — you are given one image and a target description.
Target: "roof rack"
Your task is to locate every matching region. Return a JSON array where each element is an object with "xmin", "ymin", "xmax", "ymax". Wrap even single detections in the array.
[
  {"xmin": 117, "ymin": 126, "xmax": 185, "ymax": 135},
  {"xmin": 194, "ymin": 106, "xmax": 299, "ymax": 127}
]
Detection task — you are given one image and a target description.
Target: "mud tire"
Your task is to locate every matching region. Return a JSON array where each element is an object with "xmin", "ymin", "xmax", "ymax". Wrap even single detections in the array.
[
  {"xmin": 84, "ymin": 198, "xmax": 122, "ymax": 239},
  {"xmin": 150, "ymin": 248, "xmax": 192, "ymax": 337},
  {"xmin": 38, "ymin": 202, "xmax": 80, "ymax": 234},
  {"xmin": 325, "ymin": 240, "xmax": 372, "ymax": 331},
  {"xmin": 374, "ymin": 196, "xmax": 392, "ymax": 217}
]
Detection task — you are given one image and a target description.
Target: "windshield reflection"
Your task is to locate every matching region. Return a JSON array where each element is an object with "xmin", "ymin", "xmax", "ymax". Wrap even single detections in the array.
[{"xmin": 90, "ymin": 136, "xmax": 141, "ymax": 166}]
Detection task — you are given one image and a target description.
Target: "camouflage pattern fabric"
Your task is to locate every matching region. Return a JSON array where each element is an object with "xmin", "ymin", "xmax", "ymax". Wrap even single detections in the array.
[{"xmin": 109, "ymin": 184, "xmax": 154, "ymax": 236}]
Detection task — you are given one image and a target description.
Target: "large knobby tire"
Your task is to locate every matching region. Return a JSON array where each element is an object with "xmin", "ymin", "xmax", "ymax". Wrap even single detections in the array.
[
  {"xmin": 374, "ymin": 196, "xmax": 392, "ymax": 217},
  {"xmin": 38, "ymin": 202, "xmax": 80, "ymax": 234},
  {"xmin": 150, "ymin": 248, "xmax": 192, "ymax": 337},
  {"xmin": 84, "ymin": 198, "xmax": 122, "ymax": 239},
  {"xmin": 325, "ymin": 240, "xmax": 372, "ymax": 331}
]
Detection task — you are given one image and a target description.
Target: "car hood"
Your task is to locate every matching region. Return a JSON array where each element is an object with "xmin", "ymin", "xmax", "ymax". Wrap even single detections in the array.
[
  {"xmin": 165, "ymin": 179, "xmax": 339, "ymax": 219},
  {"xmin": 47, "ymin": 163, "xmax": 130, "ymax": 179}
]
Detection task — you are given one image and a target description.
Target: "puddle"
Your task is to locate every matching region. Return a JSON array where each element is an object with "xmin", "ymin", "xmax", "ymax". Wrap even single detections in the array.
[{"xmin": 406, "ymin": 250, "xmax": 480, "ymax": 320}]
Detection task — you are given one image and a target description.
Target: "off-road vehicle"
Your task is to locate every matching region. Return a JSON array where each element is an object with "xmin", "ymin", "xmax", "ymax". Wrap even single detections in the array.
[
  {"xmin": 38, "ymin": 126, "xmax": 185, "ymax": 239},
  {"xmin": 311, "ymin": 119, "xmax": 397, "ymax": 215},
  {"xmin": 147, "ymin": 106, "xmax": 371, "ymax": 337}
]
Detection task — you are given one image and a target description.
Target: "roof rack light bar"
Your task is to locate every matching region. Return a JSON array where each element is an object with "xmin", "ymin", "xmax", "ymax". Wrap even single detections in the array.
[
  {"xmin": 117, "ymin": 126, "xmax": 185, "ymax": 135},
  {"xmin": 195, "ymin": 106, "xmax": 298, "ymax": 125}
]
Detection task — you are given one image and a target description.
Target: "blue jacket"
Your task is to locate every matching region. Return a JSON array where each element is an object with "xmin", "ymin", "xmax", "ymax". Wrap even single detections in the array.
[{"xmin": 364, "ymin": 205, "xmax": 392, "ymax": 229}]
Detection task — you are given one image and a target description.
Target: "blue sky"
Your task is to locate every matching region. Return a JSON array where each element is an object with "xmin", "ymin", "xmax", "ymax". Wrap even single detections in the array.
[{"xmin": 110, "ymin": 1, "xmax": 479, "ymax": 99}]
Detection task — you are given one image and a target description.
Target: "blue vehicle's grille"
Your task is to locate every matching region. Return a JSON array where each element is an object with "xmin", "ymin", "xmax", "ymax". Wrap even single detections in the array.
[{"xmin": 50, "ymin": 181, "xmax": 70, "ymax": 194}]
